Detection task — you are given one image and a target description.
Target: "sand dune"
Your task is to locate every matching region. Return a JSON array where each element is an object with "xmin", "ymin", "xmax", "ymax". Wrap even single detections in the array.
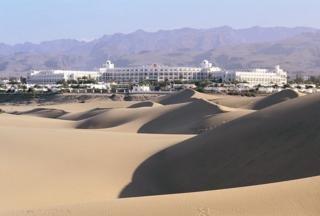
[
  {"xmin": 58, "ymin": 108, "xmax": 109, "ymax": 121},
  {"xmin": 1, "ymin": 89, "xmax": 319, "ymax": 215},
  {"xmin": 77, "ymin": 99, "xmax": 228, "ymax": 134},
  {"xmin": 75, "ymin": 104, "xmax": 175, "ymax": 131},
  {"xmin": 205, "ymin": 94, "xmax": 263, "ymax": 108},
  {"xmin": 128, "ymin": 101, "xmax": 162, "ymax": 108},
  {"xmin": 0, "ymin": 113, "xmax": 74, "ymax": 129},
  {"xmin": 211, "ymin": 89, "xmax": 301, "ymax": 110},
  {"xmin": 12, "ymin": 108, "xmax": 67, "ymax": 119},
  {"xmin": 0, "ymin": 125, "xmax": 192, "ymax": 210},
  {"xmin": 138, "ymin": 99, "xmax": 226, "ymax": 134},
  {"xmin": 193, "ymin": 109, "xmax": 255, "ymax": 133},
  {"xmin": 5, "ymin": 94, "xmax": 245, "ymax": 134},
  {"xmin": 248, "ymin": 89, "xmax": 300, "ymax": 110},
  {"xmin": 155, "ymin": 89, "xmax": 218, "ymax": 105},
  {"xmin": 3, "ymin": 176, "xmax": 320, "ymax": 216},
  {"xmin": 0, "ymin": 100, "xmax": 136, "ymax": 114},
  {"xmin": 161, "ymin": 88, "xmax": 294, "ymax": 111},
  {"xmin": 121, "ymin": 93, "xmax": 320, "ymax": 197},
  {"xmin": 43, "ymin": 100, "xmax": 136, "ymax": 112}
]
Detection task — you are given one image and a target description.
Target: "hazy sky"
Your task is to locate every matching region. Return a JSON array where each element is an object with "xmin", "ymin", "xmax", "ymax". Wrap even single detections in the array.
[{"xmin": 0, "ymin": 0, "xmax": 319, "ymax": 44}]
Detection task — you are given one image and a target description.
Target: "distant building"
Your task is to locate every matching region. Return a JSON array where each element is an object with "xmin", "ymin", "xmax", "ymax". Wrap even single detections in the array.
[
  {"xmin": 222, "ymin": 65, "xmax": 287, "ymax": 86},
  {"xmin": 27, "ymin": 61, "xmax": 287, "ymax": 87},
  {"xmin": 27, "ymin": 70, "xmax": 101, "ymax": 84},
  {"xmin": 0, "ymin": 79, "xmax": 9, "ymax": 85},
  {"xmin": 100, "ymin": 60, "xmax": 222, "ymax": 84},
  {"xmin": 131, "ymin": 85, "xmax": 151, "ymax": 93}
]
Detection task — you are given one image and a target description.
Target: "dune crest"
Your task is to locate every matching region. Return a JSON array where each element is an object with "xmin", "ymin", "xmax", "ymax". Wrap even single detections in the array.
[
  {"xmin": 155, "ymin": 89, "xmax": 218, "ymax": 105},
  {"xmin": 59, "ymin": 108, "xmax": 109, "ymax": 121},
  {"xmin": 3, "ymin": 176, "xmax": 320, "ymax": 216},
  {"xmin": 128, "ymin": 101, "xmax": 162, "ymax": 108},
  {"xmin": 12, "ymin": 108, "xmax": 67, "ymax": 119},
  {"xmin": 248, "ymin": 89, "xmax": 300, "ymax": 110},
  {"xmin": 138, "ymin": 99, "xmax": 226, "ymax": 134},
  {"xmin": 1, "ymin": 89, "xmax": 320, "ymax": 215},
  {"xmin": 76, "ymin": 99, "xmax": 230, "ymax": 134},
  {"xmin": 121, "ymin": 93, "xmax": 320, "ymax": 197}
]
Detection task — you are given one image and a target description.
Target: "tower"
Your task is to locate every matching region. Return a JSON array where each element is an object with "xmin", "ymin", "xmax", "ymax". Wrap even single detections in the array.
[{"xmin": 105, "ymin": 60, "xmax": 115, "ymax": 69}]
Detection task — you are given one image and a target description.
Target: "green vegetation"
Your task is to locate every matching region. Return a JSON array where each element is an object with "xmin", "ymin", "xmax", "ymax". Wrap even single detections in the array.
[
  {"xmin": 77, "ymin": 76, "xmax": 98, "ymax": 84},
  {"xmin": 290, "ymin": 76, "xmax": 320, "ymax": 86},
  {"xmin": 56, "ymin": 76, "xmax": 98, "ymax": 86},
  {"xmin": 194, "ymin": 80, "xmax": 212, "ymax": 92}
]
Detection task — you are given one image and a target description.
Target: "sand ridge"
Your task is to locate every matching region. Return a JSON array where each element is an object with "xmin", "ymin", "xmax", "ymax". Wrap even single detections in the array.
[
  {"xmin": 121, "ymin": 93, "xmax": 320, "ymax": 197},
  {"xmin": 0, "ymin": 89, "xmax": 319, "ymax": 215},
  {"xmin": 247, "ymin": 89, "xmax": 300, "ymax": 110},
  {"xmin": 76, "ymin": 98, "xmax": 230, "ymax": 134},
  {"xmin": 155, "ymin": 88, "xmax": 219, "ymax": 105},
  {"xmin": 128, "ymin": 101, "xmax": 163, "ymax": 108},
  {"xmin": 0, "ymin": 126, "xmax": 192, "ymax": 210},
  {"xmin": 4, "ymin": 90, "xmax": 255, "ymax": 134},
  {"xmin": 2, "ymin": 176, "xmax": 320, "ymax": 216}
]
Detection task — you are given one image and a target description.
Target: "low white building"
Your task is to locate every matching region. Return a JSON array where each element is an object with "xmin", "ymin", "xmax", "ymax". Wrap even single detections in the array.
[
  {"xmin": 131, "ymin": 85, "xmax": 151, "ymax": 93},
  {"xmin": 222, "ymin": 65, "xmax": 287, "ymax": 86},
  {"xmin": 0, "ymin": 79, "xmax": 10, "ymax": 85},
  {"xmin": 27, "ymin": 61, "xmax": 288, "ymax": 87},
  {"xmin": 100, "ymin": 60, "xmax": 222, "ymax": 84},
  {"xmin": 27, "ymin": 70, "xmax": 101, "ymax": 84}
]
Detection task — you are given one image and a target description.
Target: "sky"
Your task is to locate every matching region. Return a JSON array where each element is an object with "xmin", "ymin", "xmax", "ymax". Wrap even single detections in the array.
[{"xmin": 0, "ymin": 0, "xmax": 319, "ymax": 44}]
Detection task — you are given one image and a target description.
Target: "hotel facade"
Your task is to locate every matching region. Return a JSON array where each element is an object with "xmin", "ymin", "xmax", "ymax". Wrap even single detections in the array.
[
  {"xmin": 223, "ymin": 65, "xmax": 288, "ymax": 86},
  {"xmin": 27, "ymin": 70, "xmax": 101, "ymax": 85},
  {"xmin": 99, "ymin": 60, "xmax": 222, "ymax": 83},
  {"xmin": 27, "ymin": 60, "xmax": 287, "ymax": 86}
]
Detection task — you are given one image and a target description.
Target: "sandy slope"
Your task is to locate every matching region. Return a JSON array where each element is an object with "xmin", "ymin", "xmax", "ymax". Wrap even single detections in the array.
[
  {"xmin": 121, "ymin": 93, "xmax": 320, "ymax": 197},
  {"xmin": 3, "ymin": 97, "xmax": 250, "ymax": 134},
  {"xmin": 156, "ymin": 88, "xmax": 301, "ymax": 111},
  {"xmin": 0, "ymin": 113, "xmax": 74, "ymax": 129},
  {"xmin": 128, "ymin": 101, "xmax": 163, "ymax": 108},
  {"xmin": 75, "ymin": 103, "xmax": 185, "ymax": 131},
  {"xmin": 76, "ymin": 99, "xmax": 228, "ymax": 134},
  {"xmin": 137, "ymin": 99, "xmax": 227, "ymax": 134},
  {"xmin": 208, "ymin": 95, "xmax": 263, "ymax": 108},
  {"xmin": 155, "ymin": 88, "xmax": 219, "ymax": 105},
  {"xmin": 12, "ymin": 108, "xmax": 68, "ymax": 119},
  {"xmin": 0, "ymin": 89, "xmax": 319, "ymax": 215},
  {"xmin": 44, "ymin": 100, "xmax": 137, "ymax": 112},
  {"xmin": 58, "ymin": 108, "xmax": 110, "ymax": 121},
  {"xmin": 0, "ymin": 125, "xmax": 192, "ymax": 210},
  {"xmin": 0, "ymin": 100, "xmax": 136, "ymax": 113},
  {"xmin": 2, "ymin": 90, "xmax": 303, "ymax": 135},
  {"xmin": 247, "ymin": 89, "xmax": 300, "ymax": 110},
  {"xmin": 2, "ymin": 176, "xmax": 320, "ymax": 216},
  {"xmin": 194, "ymin": 109, "xmax": 255, "ymax": 133},
  {"xmin": 211, "ymin": 89, "xmax": 302, "ymax": 110}
]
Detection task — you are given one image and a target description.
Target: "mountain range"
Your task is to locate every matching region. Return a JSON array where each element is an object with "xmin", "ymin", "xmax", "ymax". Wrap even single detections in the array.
[{"xmin": 1, "ymin": 26, "xmax": 320, "ymax": 77}]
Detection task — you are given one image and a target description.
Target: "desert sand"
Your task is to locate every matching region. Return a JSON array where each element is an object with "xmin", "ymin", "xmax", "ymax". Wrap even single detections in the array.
[
  {"xmin": 3, "ymin": 176, "xmax": 319, "ymax": 216},
  {"xmin": 1, "ymin": 89, "xmax": 319, "ymax": 216}
]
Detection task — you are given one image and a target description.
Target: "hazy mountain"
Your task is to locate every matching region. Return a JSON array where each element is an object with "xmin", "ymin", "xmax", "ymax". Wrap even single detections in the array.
[{"xmin": 0, "ymin": 26, "xmax": 319, "ymax": 77}]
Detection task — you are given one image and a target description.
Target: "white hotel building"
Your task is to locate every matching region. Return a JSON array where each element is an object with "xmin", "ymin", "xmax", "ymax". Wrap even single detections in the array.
[
  {"xmin": 224, "ymin": 65, "xmax": 288, "ymax": 86},
  {"xmin": 27, "ymin": 60, "xmax": 287, "ymax": 86},
  {"xmin": 27, "ymin": 70, "xmax": 101, "ymax": 85},
  {"xmin": 99, "ymin": 60, "xmax": 222, "ymax": 83}
]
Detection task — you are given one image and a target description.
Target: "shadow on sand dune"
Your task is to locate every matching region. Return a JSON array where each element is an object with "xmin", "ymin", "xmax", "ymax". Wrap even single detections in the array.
[
  {"xmin": 155, "ymin": 89, "xmax": 197, "ymax": 105},
  {"xmin": 138, "ymin": 99, "xmax": 224, "ymax": 134},
  {"xmin": 128, "ymin": 101, "xmax": 161, "ymax": 108},
  {"xmin": 120, "ymin": 93, "xmax": 320, "ymax": 198},
  {"xmin": 249, "ymin": 89, "xmax": 300, "ymax": 110},
  {"xmin": 59, "ymin": 108, "xmax": 109, "ymax": 121},
  {"xmin": 13, "ymin": 108, "xmax": 67, "ymax": 119}
]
